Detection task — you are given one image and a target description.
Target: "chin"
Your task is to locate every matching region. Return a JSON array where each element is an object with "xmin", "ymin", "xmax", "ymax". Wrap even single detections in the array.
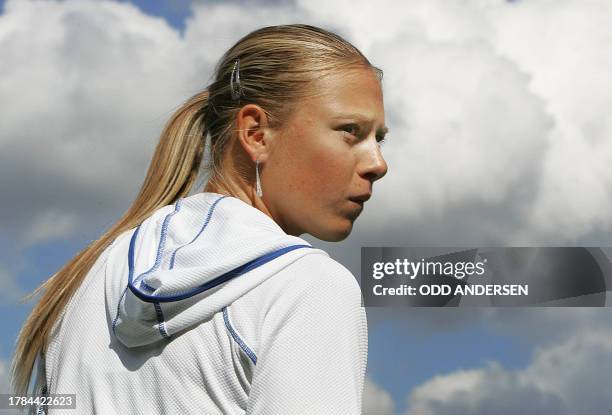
[{"xmin": 310, "ymin": 220, "xmax": 354, "ymax": 242}]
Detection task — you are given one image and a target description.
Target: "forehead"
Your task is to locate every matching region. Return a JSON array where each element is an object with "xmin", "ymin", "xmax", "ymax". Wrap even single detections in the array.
[{"xmin": 301, "ymin": 68, "xmax": 385, "ymax": 122}]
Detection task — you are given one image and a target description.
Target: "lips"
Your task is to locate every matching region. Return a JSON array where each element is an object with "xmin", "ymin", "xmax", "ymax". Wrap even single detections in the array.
[
  {"xmin": 349, "ymin": 199, "xmax": 364, "ymax": 209},
  {"xmin": 349, "ymin": 193, "xmax": 371, "ymax": 203}
]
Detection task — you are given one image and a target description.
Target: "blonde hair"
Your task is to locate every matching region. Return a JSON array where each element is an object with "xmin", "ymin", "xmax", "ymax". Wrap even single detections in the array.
[{"xmin": 10, "ymin": 23, "xmax": 381, "ymax": 395}]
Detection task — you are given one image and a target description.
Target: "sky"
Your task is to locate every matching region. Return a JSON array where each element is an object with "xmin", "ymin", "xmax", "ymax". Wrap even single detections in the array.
[{"xmin": 1, "ymin": 0, "xmax": 612, "ymax": 414}]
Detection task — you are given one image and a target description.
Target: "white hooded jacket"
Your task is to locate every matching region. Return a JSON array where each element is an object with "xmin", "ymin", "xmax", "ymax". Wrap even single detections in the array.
[{"xmin": 33, "ymin": 192, "xmax": 368, "ymax": 414}]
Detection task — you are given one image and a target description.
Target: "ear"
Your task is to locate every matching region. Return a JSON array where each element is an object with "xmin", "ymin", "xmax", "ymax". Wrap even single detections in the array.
[{"xmin": 235, "ymin": 104, "xmax": 270, "ymax": 163}]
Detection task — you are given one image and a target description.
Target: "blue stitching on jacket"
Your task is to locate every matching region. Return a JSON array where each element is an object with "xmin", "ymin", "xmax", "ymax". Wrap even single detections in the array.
[
  {"xmin": 154, "ymin": 302, "xmax": 170, "ymax": 338},
  {"xmin": 132, "ymin": 199, "xmax": 183, "ymax": 287},
  {"xmin": 128, "ymin": 243, "xmax": 312, "ymax": 303},
  {"xmin": 138, "ymin": 195, "xmax": 227, "ymax": 294},
  {"xmin": 141, "ymin": 280, "xmax": 156, "ymax": 292},
  {"xmin": 113, "ymin": 199, "xmax": 181, "ymax": 339},
  {"xmin": 112, "ymin": 223, "xmax": 142, "ymax": 337},
  {"xmin": 140, "ymin": 200, "xmax": 182, "ymax": 339},
  {"xmin": 169, "ymin": 195, "xmax": 228, "ymax": 269},
  {"xmin": 125, "ymin": 194, "xmax": 313, "ymax": 303},
  {"xmin": 223, "ymin": 306, "xmax": 257, "ymax": 365},
  {"xmin": 138, "ymin": 196, "xmax": 226, "ymax": 339}
]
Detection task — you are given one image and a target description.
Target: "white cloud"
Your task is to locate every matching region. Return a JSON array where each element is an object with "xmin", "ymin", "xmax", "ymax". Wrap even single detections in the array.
[
  {"xmin": 21, "ymin": 209, "xmax": 78, "ymax": 246},
  {"xmin": 403, "ymin": 330, "xmax": 612, "ymax": 415},
  {"xmin": 0, "ymin": 0, "xmax": 198, "ymax": 245},
  {"xmin": 363, "ymin": 375, "xmax": 396, "ymax": 415},
  {"xmin": 485, "ymin": 0, "xmax": 612, "ymax": 242}
]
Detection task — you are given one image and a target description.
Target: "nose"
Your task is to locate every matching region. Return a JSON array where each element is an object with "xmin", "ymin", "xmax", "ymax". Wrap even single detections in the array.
[{"xmin": 358, "ymin": 141, "xmax": 388, "ymax": 183}]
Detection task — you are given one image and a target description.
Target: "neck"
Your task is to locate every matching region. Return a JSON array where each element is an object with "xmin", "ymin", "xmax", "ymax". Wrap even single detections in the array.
[{"xmin": 203, "ymin": 174, "xmax": 298, "ymax": 236}]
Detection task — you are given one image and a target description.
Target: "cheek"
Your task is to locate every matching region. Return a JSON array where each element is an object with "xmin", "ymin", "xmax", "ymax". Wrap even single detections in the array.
[{"xmin": 288, "ymin": 137, "xmax": 354, "ymax": 198}]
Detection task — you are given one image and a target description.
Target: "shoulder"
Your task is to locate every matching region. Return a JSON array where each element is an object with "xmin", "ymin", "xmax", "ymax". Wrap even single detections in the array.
[
  {"xmin": 228, "ymin": 250, "xmax": 364, "ymax": 328},
  {"xmin": 264, "ymin": 251, "xmax": 363, "ymax": 309},
  {"xmin": 236, "ymin": 251, "xmax": 365, "ymax": 336}
]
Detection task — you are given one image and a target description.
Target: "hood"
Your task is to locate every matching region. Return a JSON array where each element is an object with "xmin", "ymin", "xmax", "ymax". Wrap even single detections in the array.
[{"xmin": 105, "ymin": 192, "xmax": 326, "ymax": 348}]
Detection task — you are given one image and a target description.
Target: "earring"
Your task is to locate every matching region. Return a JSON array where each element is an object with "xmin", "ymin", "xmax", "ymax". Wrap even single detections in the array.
[{"xmin": 255, "ymin": 157, "xmax": 263, "ymax": 197}]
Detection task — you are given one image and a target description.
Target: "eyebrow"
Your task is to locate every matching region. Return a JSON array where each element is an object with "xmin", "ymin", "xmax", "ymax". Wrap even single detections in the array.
[{"xmin": 332, "ymin": 113, "xmax": 389, "ymax": 136}]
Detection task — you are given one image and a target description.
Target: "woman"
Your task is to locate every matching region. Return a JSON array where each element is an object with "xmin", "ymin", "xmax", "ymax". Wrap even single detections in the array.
[{"xmin": 12, "ymin": 24, "xmax": 388, "ymax": 414}]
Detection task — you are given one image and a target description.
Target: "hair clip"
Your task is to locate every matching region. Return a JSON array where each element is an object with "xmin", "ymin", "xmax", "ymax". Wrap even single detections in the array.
[{"xmin": 230, "ymin": 58, "xmax": 243, "ymax": 100}]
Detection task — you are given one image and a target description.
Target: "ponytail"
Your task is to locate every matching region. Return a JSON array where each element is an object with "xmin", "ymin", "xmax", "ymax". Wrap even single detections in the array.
[{"xmin": 10, "ymin": 89, "xmax": 210, "ymax": 395}]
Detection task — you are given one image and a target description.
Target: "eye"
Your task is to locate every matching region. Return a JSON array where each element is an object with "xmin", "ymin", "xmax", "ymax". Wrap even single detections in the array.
[
  {"xmin": 376, "ymin": 135, "xmax": 387, "ymax": 147},
  {"xmin": 340, "ymin": 123, "xmax": 360, "ymax": 137}
]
